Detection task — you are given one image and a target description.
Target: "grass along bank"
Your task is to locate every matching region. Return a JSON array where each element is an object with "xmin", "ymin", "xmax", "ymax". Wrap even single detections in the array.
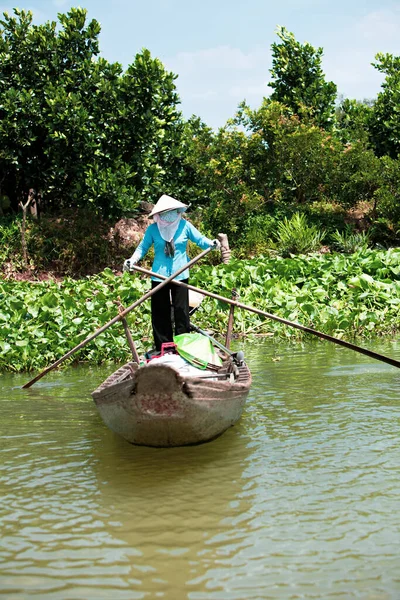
[{"xmin": 1, "ymin": 248, "xmax": 400, "ymax": 372}]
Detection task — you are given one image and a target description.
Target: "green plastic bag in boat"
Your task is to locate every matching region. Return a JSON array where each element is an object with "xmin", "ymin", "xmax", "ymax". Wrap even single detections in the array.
[{"xmin": 173, "ymin": 332, "xmax": 223, "ymax": 370}]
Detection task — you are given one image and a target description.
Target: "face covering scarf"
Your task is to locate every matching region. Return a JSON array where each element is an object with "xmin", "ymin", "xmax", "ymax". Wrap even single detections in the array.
[{"xmin": 154, "ymin": 210, "xmax": 182, "ymax": 257}]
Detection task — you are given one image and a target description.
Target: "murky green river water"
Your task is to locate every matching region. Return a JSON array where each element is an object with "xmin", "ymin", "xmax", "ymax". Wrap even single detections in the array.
[{"xmin": 1, "ymin": 338, "xmax": 400, "ymax": 599}]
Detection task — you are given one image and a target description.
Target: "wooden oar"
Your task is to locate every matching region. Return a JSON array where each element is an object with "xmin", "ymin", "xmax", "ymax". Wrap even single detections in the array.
[
  {"xmin": 22, "ymin": 247, "xmax": 213, "ymax": 388},
  {"xmin": 131, "ymin": 265, "xmax": 400, "ymax": 370}
]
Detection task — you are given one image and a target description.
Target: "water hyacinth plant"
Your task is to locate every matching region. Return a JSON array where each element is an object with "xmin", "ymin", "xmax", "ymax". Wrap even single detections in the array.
[{"xmin": 1, "ymin": 248, "xmax": 400, "ymax": 372}]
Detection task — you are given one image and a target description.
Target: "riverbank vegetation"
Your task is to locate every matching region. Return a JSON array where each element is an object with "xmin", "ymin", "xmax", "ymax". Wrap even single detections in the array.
[
  {"xmin": 1, "ymin": 8, "xmax": 400, "ymax": 371},
  {"xmin": 1, "ymin": 248, "xmax": 399, "ymax": 372},
  {"xmin": 1, "ymin": 9, "xmax": 399, "ymax": 262}
]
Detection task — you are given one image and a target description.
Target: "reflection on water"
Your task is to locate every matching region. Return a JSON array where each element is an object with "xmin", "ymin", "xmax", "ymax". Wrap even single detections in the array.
[{"xmin": 1, "ymin": 338, "xmax": 400, "ymax": 599}]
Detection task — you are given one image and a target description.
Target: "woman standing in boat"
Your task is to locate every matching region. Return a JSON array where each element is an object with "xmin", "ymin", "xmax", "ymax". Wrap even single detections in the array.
[{"xmin": 123, "ymin": 194, "xmax": 220, "ymax": 351}]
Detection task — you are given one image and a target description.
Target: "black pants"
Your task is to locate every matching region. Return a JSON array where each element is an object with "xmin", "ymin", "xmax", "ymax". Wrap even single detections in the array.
[{"xmin": 151, "ymin": 279, "xmax": 190, "ymax": 350}]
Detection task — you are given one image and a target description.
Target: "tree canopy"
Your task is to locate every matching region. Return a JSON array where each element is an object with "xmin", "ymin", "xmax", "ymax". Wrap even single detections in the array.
[
  {"xmin": 268, "ymin": 26, "xmax": 337, "ymax": 129},
  {"xmin": 369, "ymin": 53, "xmax": 400, "ymax": 159},
  {"xmin": 0, "ymin": 12, "xmax": 399, "ymax": 257},
  {"xmin": 0, "ymin": 7, "xmax": 184, "ymax": 215}
]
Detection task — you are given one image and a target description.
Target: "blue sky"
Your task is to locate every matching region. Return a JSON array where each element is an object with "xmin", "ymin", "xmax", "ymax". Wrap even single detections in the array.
[{"xmin": 1, "ymin": 0, "xmax": 399, "ymax": 127}]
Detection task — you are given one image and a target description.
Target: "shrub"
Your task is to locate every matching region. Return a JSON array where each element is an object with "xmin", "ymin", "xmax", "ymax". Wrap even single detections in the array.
[
  {"xmin": 330, "ymin": 225, "xmax": 372, "ymax": 253},
  {"xmin": 0, "ymin": 210, "xmax": 128, "ymax": 276},
  {"xmin": 303, "ymin": 201, "xmax": 348, "ymax": 237},
  {"xmin": 238, "ymin": 213, "xmax": 279, "ymax": 256},
  {"xmin": 369, "ymin": 218, "xmax": 400, "ymax": 248},
  {"xmin": 27, "ymin": 210, "xmax": 122, "ymax": 275},
  {"xmin": 0, "ymin": 216, "xmax": 24, "ymax": 266}
]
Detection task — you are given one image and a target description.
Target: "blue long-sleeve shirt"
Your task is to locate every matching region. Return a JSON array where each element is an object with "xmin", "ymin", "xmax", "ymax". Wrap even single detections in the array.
[{"xmin": 132, "ymin": 219, "xmax": 213, "ymax": 281}]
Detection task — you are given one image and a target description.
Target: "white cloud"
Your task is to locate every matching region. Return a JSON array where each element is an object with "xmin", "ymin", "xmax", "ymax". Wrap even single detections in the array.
[
  {"xmin": 321, "ymin": 6, "xmax": 400, "ymax": 100},
  {"xmin": 190, "ymin": 90, "xmax": 218, "ymax": 100},
  {"xmin": 166, "ymin": 5, "xmax": 400, "ymax": 127},
  {"xmin": 164, "ymin": 45, "xmax": 271, "ymax": 126},
  {"xmin": 323, "ymin": 48, "xmax": 385, "ymax": 98},
  {"xmin": 357, "ymin": 6, "xmax": 400, "ymax": 42},
  {"xmin": 172, "ymin": 45, "xmax": 268, "ymax": 72},
  {"xmin": 229, "ymin": 81, "xmax": 269, "ymax": 99}
]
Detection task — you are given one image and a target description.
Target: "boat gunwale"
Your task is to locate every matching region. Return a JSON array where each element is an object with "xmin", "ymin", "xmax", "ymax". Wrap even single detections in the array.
[{"xmin": 92, "ymin": 360, "xmax": 251, "ymax": 402}]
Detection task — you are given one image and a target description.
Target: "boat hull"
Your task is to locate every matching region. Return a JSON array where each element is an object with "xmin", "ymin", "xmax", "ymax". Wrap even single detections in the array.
[{"xmin": 92, "ymin": 361, "xmax": 251, "ymax": 447}]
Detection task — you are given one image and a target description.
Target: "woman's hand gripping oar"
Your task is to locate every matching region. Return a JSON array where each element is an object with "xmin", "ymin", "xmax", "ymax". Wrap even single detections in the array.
[{"xmin": 22, "ymin": 247, "xmax": 213, "ymax": 389}]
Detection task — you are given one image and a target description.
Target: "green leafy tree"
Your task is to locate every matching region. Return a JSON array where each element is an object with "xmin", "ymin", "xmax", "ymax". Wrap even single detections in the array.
[
  {"xmin": 374, "ymin": 155, "xmax": 400, "ymax": 225},
  {"xmin": 0, "ymin": 8, "xmax": 184, "ymax": 216},
  {"xmin": 335, "ymin": 96, "xmax": 373, "ymax": 144},
  {"xmin": 268, "ymin": 27, "xmax": 337, "ymax": 129},
  {"xmin": 189, "ymin": 122, "xmax": 262, "ymax": 237},
  {"xmin": 115, "ymin": 49, "xmax": 184, "ymax": 201},
  {"xmin": 329, "ymin": 141, "xmax": 381, "ymax": 209},
  {"xmin": 238, "ymin": 99, "xmax": 342, "ymax": 205},
  {"xmin": 0, "ymin": 8, "xmax": 103, "ymax": 206},
  {"xmin": 172, "ymin": 116, "xmax": 216, "ymax": 204},
  {"xmin": 369, "ymin": 53, "xmax": 400, "ymax": 159}
]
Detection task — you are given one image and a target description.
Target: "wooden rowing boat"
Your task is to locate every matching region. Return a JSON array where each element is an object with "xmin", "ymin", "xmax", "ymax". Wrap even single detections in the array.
[
  {"xmin": 91, "ymin": 354, "xmax": 251, "ymax": 447},
  {"xmin": 92, "ymin": 278, "xmax": 251, "ymax": 448},
  {"xmin": 22, "ymin": 241, "xmax": 252, "ymax": 447}
]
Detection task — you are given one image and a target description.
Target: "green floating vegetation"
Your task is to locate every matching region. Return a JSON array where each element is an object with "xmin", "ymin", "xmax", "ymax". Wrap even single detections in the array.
[{"xmin": 1, "ymin": 248, "xmax": 400, "ymax": 373}]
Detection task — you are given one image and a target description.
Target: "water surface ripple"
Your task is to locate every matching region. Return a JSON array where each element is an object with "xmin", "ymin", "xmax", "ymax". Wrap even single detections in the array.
[{"xmin": 1, "ymin": 338, "xmax": 399, "ymax": 599}]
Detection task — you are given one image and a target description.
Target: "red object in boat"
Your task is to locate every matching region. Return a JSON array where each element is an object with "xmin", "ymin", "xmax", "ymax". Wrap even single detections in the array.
[
  {"xmin": 160, "ymin": 342, "xmax": 177, "ymax": 356},
  {"xmin": 146, "ymin": 342, "xmax": 177, "ymax": 363}
]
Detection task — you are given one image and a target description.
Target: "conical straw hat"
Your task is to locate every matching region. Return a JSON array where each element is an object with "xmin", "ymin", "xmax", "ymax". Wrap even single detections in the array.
[{"xmin": 149, "ymin": 194, "xmax": 188, "ymax": 217}]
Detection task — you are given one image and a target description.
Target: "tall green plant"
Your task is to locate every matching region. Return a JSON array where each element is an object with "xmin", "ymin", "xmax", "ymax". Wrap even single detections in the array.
[
  {"xmin": 330, "ymin": 226, "xmax": 372, "ymax": 253},
  {"xmin": 274, "ymin": 212, "xmax": 325, "ymax": 255}
]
